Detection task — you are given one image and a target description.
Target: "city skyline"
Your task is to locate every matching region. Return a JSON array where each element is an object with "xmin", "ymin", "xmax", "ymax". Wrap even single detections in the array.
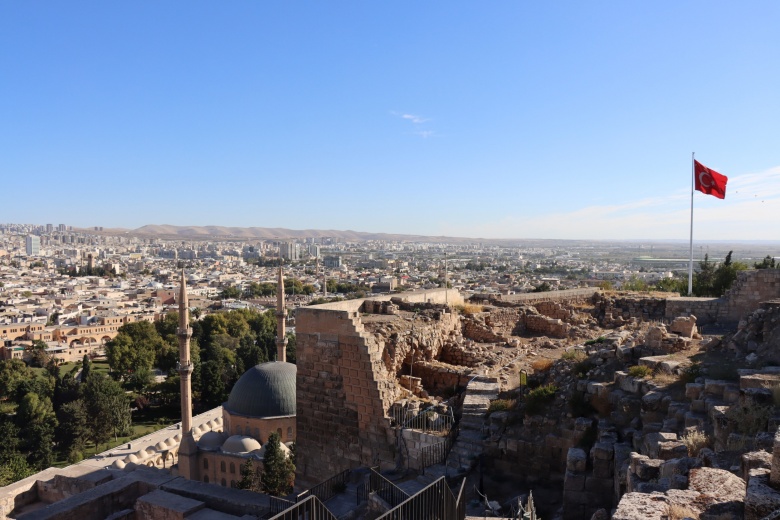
[{"xmin": 2, "ymin": 2, "xmax": 779, "ymax": 240}]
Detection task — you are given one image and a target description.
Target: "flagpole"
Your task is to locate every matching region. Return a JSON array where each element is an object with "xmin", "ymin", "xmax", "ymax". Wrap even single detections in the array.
[{"xmin": 688, "ymin": 152, "xmax": 695, "ymax": 296}]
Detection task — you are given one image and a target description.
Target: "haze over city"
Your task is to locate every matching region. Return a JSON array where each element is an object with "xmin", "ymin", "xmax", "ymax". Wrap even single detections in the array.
[{"xmin": 2, "ymin": 2, "xmax": 779, "ymax": 240}]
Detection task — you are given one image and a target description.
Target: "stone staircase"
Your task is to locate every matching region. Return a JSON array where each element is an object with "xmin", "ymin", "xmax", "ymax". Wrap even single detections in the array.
[
  {"xmin": 395, "ymin": 375, "xmax": 499, "ymax": 496},
  {"xmin": 446, "ymin": 376, "xmax": 500, "ymax": 476}
]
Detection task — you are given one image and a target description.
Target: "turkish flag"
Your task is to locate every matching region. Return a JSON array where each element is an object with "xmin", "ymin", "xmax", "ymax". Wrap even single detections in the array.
[{"xmin": 694, "ymin": 160, "xmax": 728, "ymax": 199}]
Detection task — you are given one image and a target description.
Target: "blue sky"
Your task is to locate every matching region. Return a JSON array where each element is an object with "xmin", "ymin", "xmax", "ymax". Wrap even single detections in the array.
[{"xmin": 2, "ymin": 2, "xmax": 779, "ymax": 240}]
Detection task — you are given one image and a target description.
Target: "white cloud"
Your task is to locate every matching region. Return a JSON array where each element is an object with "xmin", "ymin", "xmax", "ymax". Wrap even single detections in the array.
[
  {"xmin": 435, "ymin": 166, "xmax": 780, "ymax": 240},
  {"xmin": 401, "ymin": 113, "xmax": 429, "ymax": 124}
]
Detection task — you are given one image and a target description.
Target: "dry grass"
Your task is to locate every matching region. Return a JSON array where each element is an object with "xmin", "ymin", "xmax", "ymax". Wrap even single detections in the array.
[
  {"xmin": 681, "ymin": 430, "xmax": 710, "ymax": 457},
  {"xmin": 531, "ymin": 358, "xmax": 554, "ymax": 373},
  {"xmin": 461, "ymin": 303, "xmax": 485, "ymax": 315},
  {"xmin": 667, "ymin": 503, "xmax": 700, "ymax": 520},
  {"xmin": 652, "ymin": 370, "xmax": 678, "ymax": 385}
]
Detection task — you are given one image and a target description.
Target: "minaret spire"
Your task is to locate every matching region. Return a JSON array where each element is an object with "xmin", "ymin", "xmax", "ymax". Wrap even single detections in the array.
[
  {"xmin": 276, "ymin": 265, "xmax": 288, "ymax": 362},
  {"xmin": 176, "ymin": 268, "xmax": 197, "ymax": 479}
]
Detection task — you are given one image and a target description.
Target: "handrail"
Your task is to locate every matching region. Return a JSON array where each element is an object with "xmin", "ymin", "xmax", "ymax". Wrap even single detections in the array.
[
  {"xmin": 374, "ymin": 476, "xmax": 466, "ymax": 520},
  {"xmin": 268, "ymin": 495, "xmax": 295, "ymax": 516},
  {"xmin": 362, "ymin": 466, "xmax": 409, "ymax": 509},
  {"xmin": 296, "ymin": 468, "xmax": 350, "ymax": 504},
  {"xmin": 266, "ymin": 494, "xmax": 337, "ymax": 520},
  {"xmin": 420, "ymin": 435, "xmax": 454, "ymax": 473}
]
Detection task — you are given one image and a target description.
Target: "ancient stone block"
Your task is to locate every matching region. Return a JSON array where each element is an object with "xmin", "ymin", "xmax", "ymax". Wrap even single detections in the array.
[{"xmin": 566, "ymin": 448, "xmax": 587, "ymax": 473}]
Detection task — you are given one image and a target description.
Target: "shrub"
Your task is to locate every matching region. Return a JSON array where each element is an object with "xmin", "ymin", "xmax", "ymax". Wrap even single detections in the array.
[
  {"xmin": 681, "ymin": 430, "xmax": 710, "ymax": 457},
  {"xmin": 574, "ymin": 359, "xmax": 594, "ymax": 378},
  {"xmin": 561, "ymin": 349, "xmax": 586, "ymax": 361},
  {"xmin": 488, "ymin": 399, "xmax": 516, "ymax": 414},
  {"xmin": 628, "ymin": 365, "xmax": 652, "ymax": 378},
  {"xmin": 531, "ymin": 358, "xmax": 554, "ymax": 373},
  {"xmin": 679, "ymin": 363, "xmax": 702, "ymax": 384},
  {"xmin": 726, "ymin": 402, "xmax": 772, "ymax": 435},
  {"xmin": 525, "ymin": 384, "xmax": 558, "ymax": 416}
]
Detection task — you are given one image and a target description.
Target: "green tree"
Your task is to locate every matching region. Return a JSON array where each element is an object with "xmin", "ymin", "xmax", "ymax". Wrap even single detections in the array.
[
  {"xmin": 260, "ymin": 432, "xmax": 295, "ymax": 496},
  {"xmin": 83, "ymin": 373, "xmax": 131, "ymax": 451},
  {"xmin": 0, "ymin": 359, "xmax": 34, "ymax": 400},
  {"xmin": 654, "ymin": 277, "xmax": 687, "ymax": 295},
  {"xmin": 622, "ymin": 275, "xmax": 649, "ymax": 292},
  {"xmin": 27, "ymin": 340, "xmax": 50, "ymax": 368},
  {"xmin": 80, "ymin": 354, "xmax": 91, "ymax": 383},
  {"xmin": 56, "ymin": 399, "xmax": 88, "ymax": 460},
  {"xmin": 532, "ymin": 282, "xmax": 552, "ymax": 293},
  {"xmin": 754, "ymin": 255, "xmax": 777, "ymax": 269},
  {"xmin": 693, "ymin": 251, "xmax": 749, "ymax": 297},
  {"xmin": 220, "ymin": 285, "xmax": 241, "ymax": 299},
  {"xmin": 285, "ymin": 333, "xmax": 296, "ymax": 364},
  {"xmin": 106, "ymin": 321, "xmax": 166, "ymax": 378},
  {"xmin": 236, "ymin": 459, "xmax": 262, "ymax": 491},
  {"xmin": 17, "ymin": 392, "xmax": 58, "ymax": 470}
]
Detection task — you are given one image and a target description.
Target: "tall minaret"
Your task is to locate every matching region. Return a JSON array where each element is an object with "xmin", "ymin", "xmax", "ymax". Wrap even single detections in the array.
[
  {"xmin": 176, "ymin": 269, "xmax": 198, "ymax": 479},
  {"xmin": 276, "ymin": 266, "xmax": 288, "ymax": 362}
]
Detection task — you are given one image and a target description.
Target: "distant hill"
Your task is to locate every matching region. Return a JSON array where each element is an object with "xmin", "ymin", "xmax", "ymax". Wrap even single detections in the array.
[{"xmin": 131, "ymin": 224, "xmax": 470, "ymax": 243}]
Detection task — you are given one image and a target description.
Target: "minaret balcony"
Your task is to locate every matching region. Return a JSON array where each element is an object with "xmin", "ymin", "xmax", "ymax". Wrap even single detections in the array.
[{"xmin": 177, "ymin": 327, "xmax": 193, "ymax": 337}]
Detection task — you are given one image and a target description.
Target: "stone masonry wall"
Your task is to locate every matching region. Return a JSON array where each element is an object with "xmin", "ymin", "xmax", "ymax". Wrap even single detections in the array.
[
  {"xmin": 721, "ymin": 269, "xmax": 780, "ymax": 323},
  {"xmin": 296, "ymin": 306, "xmax": 400, "ymax": 485},
  {"xmin": 295, "ymin": 307, "xmax": 397, "ymax": 485}
]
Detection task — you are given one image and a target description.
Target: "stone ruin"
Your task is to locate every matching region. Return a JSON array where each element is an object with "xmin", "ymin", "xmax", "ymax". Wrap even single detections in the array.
[{"xmin": 290, "ymin": 270, "xmax": 780, "ymax": 518}]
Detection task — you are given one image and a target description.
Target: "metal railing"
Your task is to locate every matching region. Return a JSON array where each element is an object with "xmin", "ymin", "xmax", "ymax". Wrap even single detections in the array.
[
  {"xmin": 267, "ymin": 495, "xmax": 337, "ymax": 520},
  {"xmin": 359, "ymin": 466, "xmax": 409, "ymax": 508},
  {"xmin": 420, "ymin": 435, "xmax": 454, "ymax": 473},
  {"xmin": 296, "ymin": 469, "xmax": 350, "ymax": 504},
  {"xmin": 375, "ymin": 476, "xmax": 466, "ymax": 520},
  {"xmin": 268, "ymin": 496, "xmax": 295, "ymax": 517},
  {"xmin": 393, "ymin": 405, "xmax": 455, "ymax": 434}
]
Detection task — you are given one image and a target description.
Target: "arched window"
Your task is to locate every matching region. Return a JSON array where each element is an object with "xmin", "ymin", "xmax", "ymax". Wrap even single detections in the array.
[
  {"xmin": 231, "ymin": 480, "xmax": 236, "ymax": 488},
  {"xmin": 287, "ymin": 426, "xmax": 293, "ymax": 440},
  {"xmin": 277, "ymin": 428, "xmax": 282, "ymax": 438},
  {"xmin": 221, "ymin": 478, "xmax": 226, "ymax": 487},
  {"xmin": 203, "ymin": 458, "xmax": 208, "ymax": 469},
  {"xmin": 204, "ymin": 475, "xmax": 209, "ymax": 483},
  {"xmin": 220, "ymin": 461, "xmax": 226, "ymax": 472},
  {"xmin": 230, "ymin": 462, "xmax": 235, "ymax": 474},
  {"xmin": 235, "ymin": 425, "xmax": 242, "ymax": 435}
]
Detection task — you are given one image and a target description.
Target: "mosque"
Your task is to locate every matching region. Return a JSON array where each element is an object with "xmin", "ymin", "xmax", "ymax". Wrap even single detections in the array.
[{"xmin": 174, "ymin": 266, "xmax": 297, "ymax": 487}]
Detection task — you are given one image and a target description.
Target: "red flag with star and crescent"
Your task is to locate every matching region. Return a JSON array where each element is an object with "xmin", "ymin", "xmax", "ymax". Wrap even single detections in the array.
[{"xmin": 694, "ymin": 160, "xmax": 728, "ymax": 199}]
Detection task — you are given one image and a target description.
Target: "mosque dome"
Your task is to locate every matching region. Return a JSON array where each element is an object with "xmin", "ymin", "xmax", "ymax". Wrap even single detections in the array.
[
  {"xmin": 197, "ymin": 431, "xmax": 226, "ymax": 451},
  {"xmin": 221, "ymin": 435, "xmax": 262, "ymax": 454},
  {"xmin": 225, "ymin": 362, "xmax": 296, "ymax": 418}
]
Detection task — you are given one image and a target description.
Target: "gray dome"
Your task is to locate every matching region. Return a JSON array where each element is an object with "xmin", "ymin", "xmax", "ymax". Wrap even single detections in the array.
[
  {"xmin": 197, "ymin": 431, "xmax": 226, "ymax": 451},
  {"xmin": 226, "ymin": 362, "xmax": 296, "ymax": 418},
  {"xmin": 222, "ymin": 435, "xmax": 262, "ymax": 454}
]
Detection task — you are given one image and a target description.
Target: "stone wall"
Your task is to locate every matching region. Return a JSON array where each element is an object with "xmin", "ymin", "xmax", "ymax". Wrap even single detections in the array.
[
  {"xmin": 295, "ymin": 306, "xmax": 397, "ymax": 485},
  {"xmin": 401, "ymin": 429, "xmax": 447, "ymax": 471},
  {"xmin": 473, "ymin": 288, "xmax": 599, "ymax": 305},
  {"xmin": 720, "ymin": 269, "xmax": 780, "ymax": 323},
  {"xmin": 525, "ymin": 314, "xmax": 570, "ymax": 338},
  {"xmin": 593, "ymin": 294, "xmax": 667, "ymax": 327}
]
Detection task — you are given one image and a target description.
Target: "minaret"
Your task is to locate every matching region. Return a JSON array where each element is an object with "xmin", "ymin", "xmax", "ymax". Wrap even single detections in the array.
[
  {"xmin": 176, "ymin": 269, "xmax": 198, "ymax": 479},
  {"xmin": 276, "ymin": 266, "xmax": 288, "ymax": 362}
]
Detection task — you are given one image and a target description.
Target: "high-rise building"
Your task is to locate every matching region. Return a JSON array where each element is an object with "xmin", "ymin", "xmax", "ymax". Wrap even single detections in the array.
[
  {"xmin": 280, "ymin": 241, "xmax": 300, "ymax": 261},
  {"xmin": 25, "ymin": 235, "xmax": 40, "ymax": 256},
  {"xmin": 45, "ymin": 224, "xmax": 53, "ymax": 233}
]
